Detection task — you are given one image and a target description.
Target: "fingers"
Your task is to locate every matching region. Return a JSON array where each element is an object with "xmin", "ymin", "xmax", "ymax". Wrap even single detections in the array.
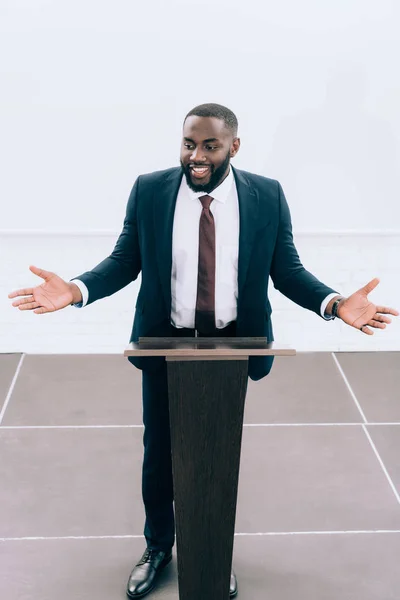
[
  {"xmin": 367, "ymin": 319, "xmax": 386, "ymax": 329},
  {"xmin": 360, "ymin": 325, "xmax": 374, "ymax": 335},
  {"xmin": 361, "ymin": 277, "xmax": 380, "ymax": 295},
  {"xmin": 9, "ymin": 266, "xmax": 53, "ymax": 299},
  {"xmin": 11, "ymin": 296, "xmax": 44, "ymax": 311},
  {"xmin": 360, "ymin": 311, "xmax": 396, "ymax": 333},
  {"xmin": 372, "ymin": 314, "xmax": 392, "ymax": 324},
  {"xmin": 11, "ymin": 296, "xmax": 36, "ymax": 308},
  {"xmin": 29, "ymin": 265, "xmax": 52, "ymax": 280},
  {"xmin": 33, "ymin": 306, "xmax": 51, "ymax": 314},
  {"xmin": 19, "ymin": 301, "xmax": 42, "ymax": 311},
  {"xmin": 9, "ymin": 295, "xmax": 52, "ymax": 313},
  {"xmin": 375, "ymin": 306, "xmax": 399, "ymax": 316},
  {"xmin": 19, "ymin": 303, "xmax": 52, "ymax": 314},
  {"xmin": 8, "ymin": 288, "xmax": 34, "ymax": 299}
]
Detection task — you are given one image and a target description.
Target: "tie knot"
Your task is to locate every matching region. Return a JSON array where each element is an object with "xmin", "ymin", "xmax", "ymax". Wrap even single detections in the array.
[{"xmin": 199, "ymin": 195, "xmax": 213, "ymax": 210}]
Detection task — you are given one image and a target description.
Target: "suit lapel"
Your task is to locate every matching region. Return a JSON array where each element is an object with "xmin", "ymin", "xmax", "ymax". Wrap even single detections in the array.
[
  {"xmin": 233, "ymin": 167, "xmax": 259, "ymax": 299},
  {"xmin": 153, "ymin": 168, "xmax": 183, "ymax": 315}
]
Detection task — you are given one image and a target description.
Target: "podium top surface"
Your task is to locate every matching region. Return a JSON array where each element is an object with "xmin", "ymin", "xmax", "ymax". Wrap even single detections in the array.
[{"xmin": 124, "ymin": 337, "xmax": 296, "ymax": 358}]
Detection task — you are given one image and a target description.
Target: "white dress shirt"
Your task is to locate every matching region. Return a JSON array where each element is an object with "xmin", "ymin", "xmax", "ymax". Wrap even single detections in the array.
[
  {"xmin": 72, "ymin": 170, "xmax": 337, "ymax": 320},
  {"xmin": 171, "ymin": 168, "xmax": 239, "ymax": 328}
]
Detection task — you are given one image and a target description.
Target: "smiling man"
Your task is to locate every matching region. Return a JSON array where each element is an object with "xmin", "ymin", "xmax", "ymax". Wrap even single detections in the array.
[{"xmin": 9, "ymin": 103, "xmax": 398, "ymax": 599}]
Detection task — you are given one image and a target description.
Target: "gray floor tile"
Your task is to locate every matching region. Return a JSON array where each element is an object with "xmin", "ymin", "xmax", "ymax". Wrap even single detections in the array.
[
  {"xmin": 2, "ymin": 354, "xmax": 143, "ymax": 426},
  {"xmin": 2, "ymin": 534, "xmax": 400, "ymax": 600},
  {"xmin": 2, "ymin": 352, "xmax": 400, "ymax": 600},
  {"xmin": 335, "ymin": 352, "xmax": 400, "ymax": 423},
  {"xmin": 0, "ymin": 428, "xmax": 145, "ymax": 538},
  {"xmin": 0, "ymin": 353, "xmax": 21, "ymax": 415},
  {"xmin": 244, "ymin": 353, "xmax": 362, "ymax": 424},
  {"xmin": 231, "ymin": 533, "xmax": 400, "ymax": 599},
  {"xmin": 3, "ymin": 353, "xmax": 366, "ymax": 428},
  {"xmin": 0, "ymin": 538, "xmax": 178, "ymax": 600},
  {"xmin": 236, "ymin": 426, "xmax": 400, "ymax": 532},
  {"xmin": 3, "ymin": 423, "xmax": 400, "ymax": 540},
  {"xmin": 366, "ymin": 425, "xmax": 400, "ymax": 495}
]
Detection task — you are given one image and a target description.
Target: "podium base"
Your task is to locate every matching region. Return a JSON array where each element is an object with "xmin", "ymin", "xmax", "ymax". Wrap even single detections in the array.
[{"xmin": 167, "ymin": 359, "xmax": 248, "ymax": 600}]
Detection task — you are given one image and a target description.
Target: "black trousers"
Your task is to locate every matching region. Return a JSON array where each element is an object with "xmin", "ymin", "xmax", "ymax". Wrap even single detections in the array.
[{"xmin": 141, "ymin": 321, "xmax": 237, "ymax": 551}]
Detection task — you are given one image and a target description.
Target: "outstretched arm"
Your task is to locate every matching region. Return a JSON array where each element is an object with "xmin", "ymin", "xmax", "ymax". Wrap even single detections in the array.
[
  {"xmin": 270, "ymin": 183, "xmax": 338, "ymax": 314},
  {"xmin": 270, "ymin": 183, "xmax": 398, "ymax": 332},
  {"xmin": 8, "ymin": 178, "xmax": 142, "ymax": 313}
]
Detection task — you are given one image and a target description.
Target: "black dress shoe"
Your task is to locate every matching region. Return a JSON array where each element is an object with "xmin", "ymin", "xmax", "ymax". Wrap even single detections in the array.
[
  {"xmin": 126, "ymin": 548, "xmax": 172, "ymax": 599},
  {"xmin": 230, "ymin": 569, "xmax": 238, "ymax": 598}
]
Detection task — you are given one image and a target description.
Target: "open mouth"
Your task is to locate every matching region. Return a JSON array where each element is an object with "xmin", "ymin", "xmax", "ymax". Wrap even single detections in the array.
[{"xmin": 189, "ymin": 165, "xmax": 211, "ymax": 179}]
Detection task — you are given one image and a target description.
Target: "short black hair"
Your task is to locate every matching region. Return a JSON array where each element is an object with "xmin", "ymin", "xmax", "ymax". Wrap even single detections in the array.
[{"xmin": 184, "ymin": 103, "xmax": 238, "ymax": 137}]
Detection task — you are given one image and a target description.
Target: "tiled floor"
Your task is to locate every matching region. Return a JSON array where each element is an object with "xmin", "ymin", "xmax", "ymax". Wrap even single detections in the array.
[{"xmin": 1, "ymin": 352, "xmax": 399, "ymax": 599}]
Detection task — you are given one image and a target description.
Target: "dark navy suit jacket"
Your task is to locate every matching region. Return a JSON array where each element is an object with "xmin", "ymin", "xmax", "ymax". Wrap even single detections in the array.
[{"xmin": 75, "ymin": 167, "xmax": 336, "ymax": 380}]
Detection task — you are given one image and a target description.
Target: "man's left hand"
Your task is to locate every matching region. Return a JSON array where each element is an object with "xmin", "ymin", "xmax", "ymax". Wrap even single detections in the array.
[{"xmin": 337, "ymin": 278, "xmax": 399, "ymax": 335}]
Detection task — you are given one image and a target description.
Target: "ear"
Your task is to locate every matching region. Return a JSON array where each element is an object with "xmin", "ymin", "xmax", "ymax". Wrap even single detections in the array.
[{"xmin": 230, "ymin": 137, "xmax": 241, "ymax": 158}]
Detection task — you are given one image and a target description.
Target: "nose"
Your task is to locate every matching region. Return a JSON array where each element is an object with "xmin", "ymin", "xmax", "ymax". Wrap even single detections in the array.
[{"xmin": 189, "ymin": 147, "xmax": 207, "ymax": 163}]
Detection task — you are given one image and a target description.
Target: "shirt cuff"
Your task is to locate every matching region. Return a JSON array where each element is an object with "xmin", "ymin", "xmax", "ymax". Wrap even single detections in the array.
[
  {"xmin": 320, "ymin": 292, "xmax": 341, "ymax": 320},
  {"xmin": 70, "ymin": 279, "xmax": 89, "ymax": 307}
]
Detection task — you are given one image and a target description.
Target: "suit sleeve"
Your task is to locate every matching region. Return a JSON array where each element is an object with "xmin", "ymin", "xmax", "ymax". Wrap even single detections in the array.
[
  {"xmin": 269, "ymin": 182, "xmax": 338, "ymax": 315},
  {"xmin": 72, "ymin": 177, "xmax": 142, "ymax": 306}
]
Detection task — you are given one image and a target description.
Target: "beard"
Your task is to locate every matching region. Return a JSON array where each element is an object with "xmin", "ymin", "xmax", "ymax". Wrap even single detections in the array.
[{"xmin": 180, "ymin": 150, "xmax": 231, "ymax": 193}]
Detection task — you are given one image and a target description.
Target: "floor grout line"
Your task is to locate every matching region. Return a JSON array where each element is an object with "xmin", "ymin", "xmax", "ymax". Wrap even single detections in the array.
[
  {"xmin": 0, "ymin": 354, "xmax": 25, "ymax": 426},
  {"xmin": 362, "ymin": 424, "xmax": 400, "ymax": 505},
  {"xmin": 2, "ymin": 423, "xmax": 400, "ymax": 431},
  {"xmin": 2, "ymin": 530, "xmax": 400, "ymax": 542},
  {"xmin": 331, "ymin": 352, "xmax": 368, "ymax": 423}
]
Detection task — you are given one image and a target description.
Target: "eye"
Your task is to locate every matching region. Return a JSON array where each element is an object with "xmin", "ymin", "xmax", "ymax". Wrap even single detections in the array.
[
  {"xmin": 184, "ymin": 143, "xmax": 194, "ymax": 150},
  {"xmin": 205, "ymin": 145, "xmax": 217, "ymax": 151}
]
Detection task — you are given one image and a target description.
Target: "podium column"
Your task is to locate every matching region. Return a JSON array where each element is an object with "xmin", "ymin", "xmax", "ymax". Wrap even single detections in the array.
[{"xmin": 167, "ymin": 357, "xmax": 248, "ymax": 600}]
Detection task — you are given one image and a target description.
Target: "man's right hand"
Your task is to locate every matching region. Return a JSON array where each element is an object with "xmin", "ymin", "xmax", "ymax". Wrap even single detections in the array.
[{"xmin": 8, "ymin": 265, "xmax": 82, "ymax": 314}]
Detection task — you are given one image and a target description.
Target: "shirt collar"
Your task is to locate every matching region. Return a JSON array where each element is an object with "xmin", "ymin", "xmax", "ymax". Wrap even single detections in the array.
[{"xmin": 183, "ymin": 167, "xmax": 234, "ymax": 204}]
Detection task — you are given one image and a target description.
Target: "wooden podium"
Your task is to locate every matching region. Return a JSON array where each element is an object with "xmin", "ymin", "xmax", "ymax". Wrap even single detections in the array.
[{"xmin": 125, "ymin": 337, "xmax": 295, "ymax": 600}]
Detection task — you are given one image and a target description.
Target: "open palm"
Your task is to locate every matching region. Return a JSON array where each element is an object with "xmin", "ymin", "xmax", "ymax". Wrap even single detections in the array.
[
  {"xmin": 8, "ymin": 265, "xmax": 74, "ymax": 314},
  {"xmin": 338, "ymin": 278, "xmax": 399, "ymax": 335}
]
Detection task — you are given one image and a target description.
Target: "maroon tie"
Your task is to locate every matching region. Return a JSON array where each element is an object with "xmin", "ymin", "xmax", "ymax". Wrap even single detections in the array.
[{"xmin": 195, "ymin": 195, "xmax": 216, "ymax": 334}]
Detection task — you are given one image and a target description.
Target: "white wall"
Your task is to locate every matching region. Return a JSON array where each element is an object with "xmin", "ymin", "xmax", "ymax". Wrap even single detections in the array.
[{"xmin": 1, "ymin": 0, "xmax": 400, "ymax": 352}]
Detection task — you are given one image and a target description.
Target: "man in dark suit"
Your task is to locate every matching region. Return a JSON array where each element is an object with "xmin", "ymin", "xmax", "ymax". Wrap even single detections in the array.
[{"xmin": 9, "ymin": 103, "xmax": 398, "ymax": 599}]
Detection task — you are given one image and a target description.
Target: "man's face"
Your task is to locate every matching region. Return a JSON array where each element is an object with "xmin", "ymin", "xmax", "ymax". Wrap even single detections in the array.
[{"xmin": 180, "ymin": 116, "xmax": 240, "ymax": 193}]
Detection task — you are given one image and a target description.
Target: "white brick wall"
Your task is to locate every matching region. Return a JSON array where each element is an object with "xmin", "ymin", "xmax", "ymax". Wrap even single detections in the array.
[{"xmin": 1, "ymin": 230, "xmax": 399, "ymax": 354}]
